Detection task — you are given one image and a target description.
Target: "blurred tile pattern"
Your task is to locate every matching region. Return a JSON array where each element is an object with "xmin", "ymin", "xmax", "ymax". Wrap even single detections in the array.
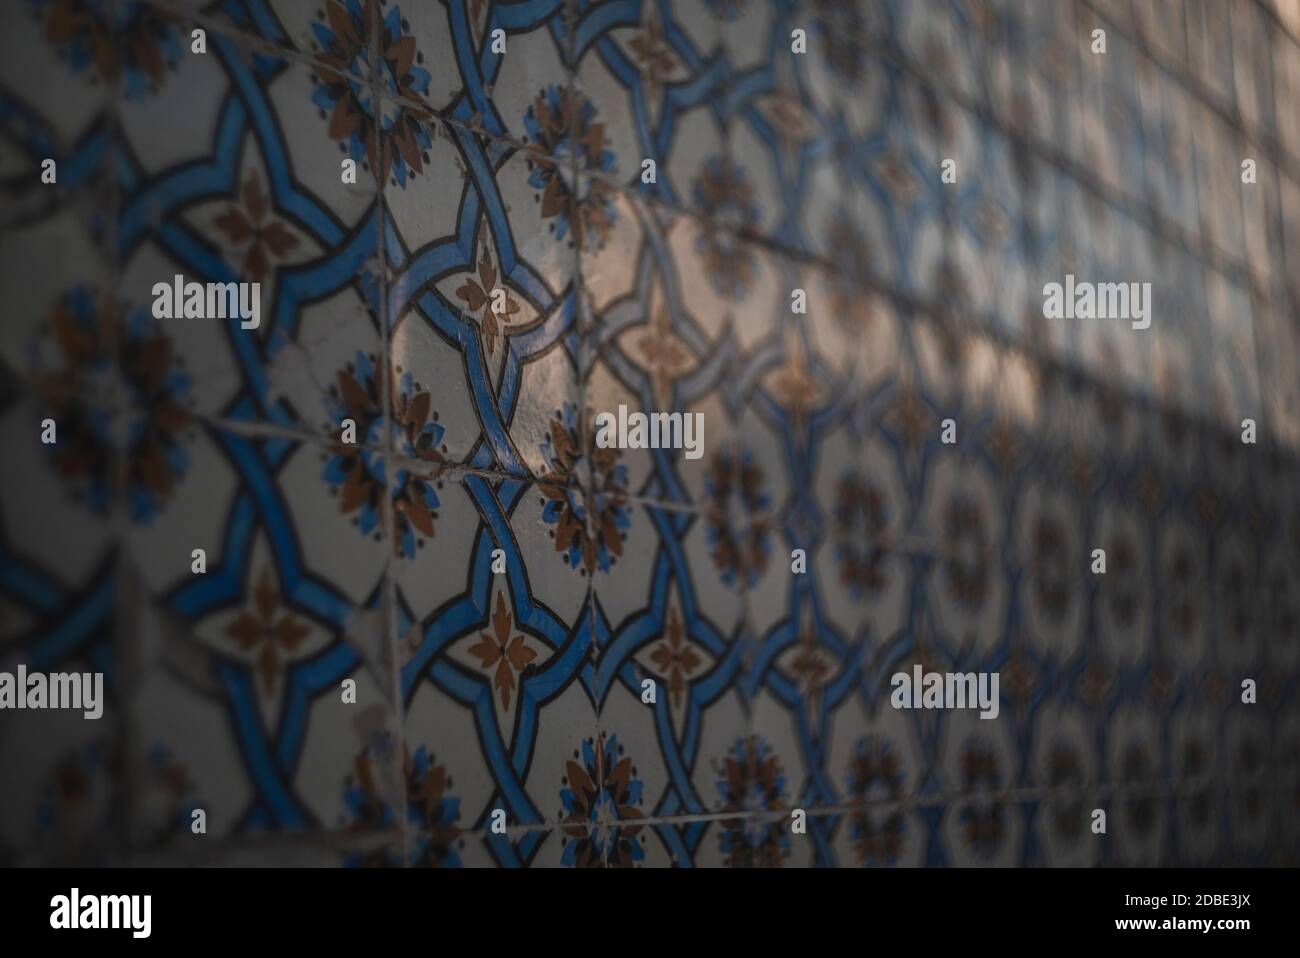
[{"xmin": 0, "ymin": 0, "xmax": 1298, "ymax": 867}]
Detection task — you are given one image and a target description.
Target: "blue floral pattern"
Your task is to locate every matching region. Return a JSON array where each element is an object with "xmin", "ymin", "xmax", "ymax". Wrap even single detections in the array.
[{"xmin": 1, "ymin": 0, "xmax": 1297, "ymax": 869}]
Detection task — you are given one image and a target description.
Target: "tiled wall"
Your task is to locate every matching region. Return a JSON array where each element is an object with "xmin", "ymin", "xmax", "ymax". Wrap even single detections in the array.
[{"xmin": 0, "ymin": 0, "xmax": 1298, "ymax": 866}]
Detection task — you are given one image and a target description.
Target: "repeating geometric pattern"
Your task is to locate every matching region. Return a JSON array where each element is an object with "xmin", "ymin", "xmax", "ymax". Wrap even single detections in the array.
[{"xmin": 0, "ymin": 0, "xmax": 1297, "ymax": 867}]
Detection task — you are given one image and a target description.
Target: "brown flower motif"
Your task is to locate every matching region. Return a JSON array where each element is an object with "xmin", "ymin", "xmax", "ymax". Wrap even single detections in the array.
[
  {"xmin": 627, "ymin": 9, "xmax": 678, "ymax": 94},
  {"xmin": 754, "ymin": 89, "xmax": 818, "ymax": 174},
  {"xmin": 944, "ymin": 496, "xmax": 990, "ymax": 609},
  {"xmin": 524, "ymin": 86, "xmax": 618, "ymax": 251},
  {"xmin": 1121, "ymin": 745, "xmax": 1157, "ymax": 832},
  {"xmin": 467, "ymin": 593, "xmax": 538, "ymax": 710},
  {"xmin": 629, "ymin": 304, "xmax": 694, "ymax": 409},
  {"xmin": 959, "ymin": 742, "xmax": 1005, "ymax": 857},
  {"xmin": 704, "ymin": 445, "xmax": 771, "ymax": 588},
  {"xmin": 40, "ymin": 0, "xmax": 181, "ymax": 96},
  {"xmin": 1166, "ymin": 548, "xmax": 1199, "ymax": 637},
  {"xmin": 455, "ymin": 239, "xmax": 521, "ymax": 354},
  {"xmin": 693, "ymin": 156, "xmax": 761, "ymax": 299},
  {"xmin": 1046, "ymin": 744, "xmax": 1086, "ymax": 844},
  {"xmin": 213, "ymin": 172, "xmax": 300, "ymax": 285},
  {"xmin": 1136, "ymin": 466, "xmax": 1164, "ymax": 514},
  {"xmin": 343, "ymin": 751, "xmax": 390, "ymax": 834},
  {"xmin": 36, "ymin": 289, "xmax": 192, "ymax": 520},
  {"xmin": 824, "ymin": 216, "xmax": 875, "ymax": 333},
  {"xmin": 886, "ymin": 384, "xmax": 931, "ymax": 454},
  {"xmin": 783, "ymin": 610, "xmax": 834, "ymax": 719},
  {"xmin": 325, "ymin": 354, "xmax": 446, "ymax": 557},
  {"xmin": 717, "ymin": 736, "xmax": 789, "ymax": 867},
  {"xmin": 225, "ymin": 568, "xmax": 311, "ymax": 693},
  {"xmin": 1079, "ymin": 657, "xmax": 1113, "ymax": 711},
  {"xmin": 984, "ymin": 420, "xmax": 1022, "ymax": 477},
  {"xmin": 1001, "ymin": 648, "xmax": 1036, "ymax": 705},
  {"xmin": 1031, "ymin": 516, "xmax": 1070, "ymax": 621},
  {"xmin": 845, "ymin": 737, "xmax": 906, "ymax": 866},
  {"xmin": 405, "ymin": 750, "xmax": 462, "ymax": 865},
  {"xmin": 560, "ymin": 734, "xmax": 645, "ymax": 868},
  {"xmin": 1147, "ymin": 660, "xmax": 1174, "ymax": 707},
  {"xmin": 1181, "ymin": 741, "xmax": 1213, "ymax": 828},
  {"xmin": 538, "ymin": 404, "xmax": 630, "ymax": 575},
  {"xmin": 312, "ymin": 0, "xmax": 437, "ymax": 186},
  {"xmin": 343, "ymin": 743, "xmax": 462, "ymax": 867},
  {"xmin": 763, "ymin": 335, "xmax": 826, "ymax": 435},
  {"xmin": 648, "ymin": 607, "xmax": 702, "ymax": 709},
  {"xmin": 813, "ymin": 0, "xmax": 868, "ymax": 82},
  {"xmin": 875, "ymin": 148, "xmax": 920, "ymax": 209},
  {"xmin": 835, "ymin": 474, "xmax": 888, "ymax": 597}
]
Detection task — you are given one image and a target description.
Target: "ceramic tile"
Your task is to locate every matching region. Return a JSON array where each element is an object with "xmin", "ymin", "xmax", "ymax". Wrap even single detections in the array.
[
  {"xmin": 594, "ymin": 500, "xmax": 751, "ymax": 825},
  {"xmin": 119, "ymin": 428, "xmax": 396, "ymax": 851},
  {"xmin": 398, "ymin": 473, "xmax": 597, "ymax": 830},
  {"xmin": 3, "ymin": 0, "xmax": 1300, "ymax": 870},
  {"xmin": 572, "ymin": 0, "xmax": 725, "ymax": 216},
  {"xmin": 116, "ymin": 31, "xmax": 383, "ymax": 436}
]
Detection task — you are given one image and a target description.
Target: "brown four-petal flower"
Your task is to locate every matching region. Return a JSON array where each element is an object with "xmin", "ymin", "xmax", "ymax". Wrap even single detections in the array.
[
  {"xmin": 455, "ymin": 240, "xmax": 521, "ymax": 354},
  {"xmin": 467, "ymin": 593, "xmax": 538, "ymax": 710},
  {"xmin": 224, "ymin": 567, "xmax": 311, "ymax": 693},
  {"xmin": 647, "ymin": 607, "xmax": 702, "ymax": 708},
  {"xmin": 213, "ymin": 171, "xmax": 300, "ymax": 284}
]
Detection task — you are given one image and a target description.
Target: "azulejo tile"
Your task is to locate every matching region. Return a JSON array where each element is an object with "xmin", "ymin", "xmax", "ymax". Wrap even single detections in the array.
[
  {"xmin": 399, "ymin": 472, "xmax": 597, "ymax": 831},
  {"xmin": 195, "ymin": 0, "xmax": 534, "ymax": 146},
  {"xmin": 121, "ymin": 428, "xmax": 396, "ymax": 847},
  {"xmin": 1104, "ymin": 703, "xmax": 1167, "ymax": 865},
  {"xmin": 744, "ymin": 407, "xmax": 916, "ymax": 815},
  {"xmin": 580, "ymin": 197, "xmax": 781, "ymax": 507},
  {"xmin": 801, "ymin": 402, "xmax": 911, "ymax": 650},
  {"xmin": 1222, "ymin": 709, "xmax": 1271, "ymax": 861},
  {"xmin": 4, "ymin": 0, "xmax": 1300, "ymax": 873},
  {"xmin": 594, "ymin": 500, "xmax": 749, "ymax": 827},
  {"xmin": 441, "ymin": 1, "xmax": 573, "ymax": 146},
  {"xmin": 1170, "ymin": 701, "xmax": 1221, "ymax": 865},
  {"xmin": 0, "ymin": 388, "xmax": 119, "ymax": 706},
  {"xmin": 383, "ymin": 127, "xmax": 581, "ymax": 479},
  {"xmin": 826, "ymin": 700, "xmax": 926, "ymax": 867},
  {"xmin": 0, "ymin": 213, "xmax": 114, "ymax": 455},
  {"xmin": 116, "ymin": 32, "xmax": 384, "ymax": 436},
  {"xmin": 748, "ymin": 589, "xmax": 855, "ymax": 813},
  {"xmin": 1012, "ymin": 476, "xmax": 1087, "ymax": 665},
  {"xmin": 0, "ymin": 712, "xmax": 123, "ymax": 866},
  {"xmin": 937, "ymin": 708, "xmax": 1024, "ymax": 867},
  {"xmin": 573, "ymin": 0, "xmax": 725, "ymax": 210},
  {"xmin": 918, "ymin": 446, "xmax": 1010, "ymax": 661},
  {"xmin": 1030, "ymin": 701, "xmax": 1099, "ymax": 866},
  {"xmin": 0, "ymin": 391, "xmax": 118, "ymax": 863},
  {"xmin": 704, "ymin": 735, "xmax": 800, "ymax": 867},
  {"xmin": 1, "ymin": 4, "xmax": 115, "ymax": 230}
]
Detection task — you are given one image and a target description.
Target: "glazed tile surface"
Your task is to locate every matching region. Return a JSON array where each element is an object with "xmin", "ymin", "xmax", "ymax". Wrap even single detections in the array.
[{"xmin": 1, "ymin": 0, "xmax": 1298, "ymax": 867}]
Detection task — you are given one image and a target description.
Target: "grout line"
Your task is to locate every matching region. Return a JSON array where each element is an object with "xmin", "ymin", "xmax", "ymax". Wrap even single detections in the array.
[
  {"xmin": 129, "ymin": 0, "xmax": 1300, "ymax": 452},
  {"xmin": 601, "ymin": 776, "xmax": 1296, "ymax": 832},
  {"xmin": 1081, "ymin": 0, "xmax": 1300, "ymax": 185},
  {"xmin": 25, "ymin": 0, "xmax": 1296, "ymax": 870},
  {"xmin": 158, "ymin": 0, "xmax": 1299, "ymax": 316},
  {"xmin": 7, "ymin": 365, "xmax": 1299, "ymax": 632},
  {"xmin": 139, "ymin": 0, "xmax": 565, "ymax": 167},
  {"xmin": 873, "ymin": 33, "xmax": 1281, "ymax": 311},
  {"xmin": 585, "ymin": 191, "xmax": 1296, "ymax": 450},
  {"xmin": 361, "ymin": 0, "xmax": 413, "ymax": 869},
  {"xmin": 104, "ymin": 0, "xmax": 143, "ymax": 864},
  {"xmin": 565, "ymin": 28, "xmax": 1293, "ymax": 320},
  {"xmin": 1254, "ymin": 0, "xmax": 1300, "ymax": 57},
  {"xmin": 104, "ymin": 773, "xmax": 1295, "ymax": 863},
  {"xmin": 566, "ymin": 0, "xmax": 611, "ymax": 869}
]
